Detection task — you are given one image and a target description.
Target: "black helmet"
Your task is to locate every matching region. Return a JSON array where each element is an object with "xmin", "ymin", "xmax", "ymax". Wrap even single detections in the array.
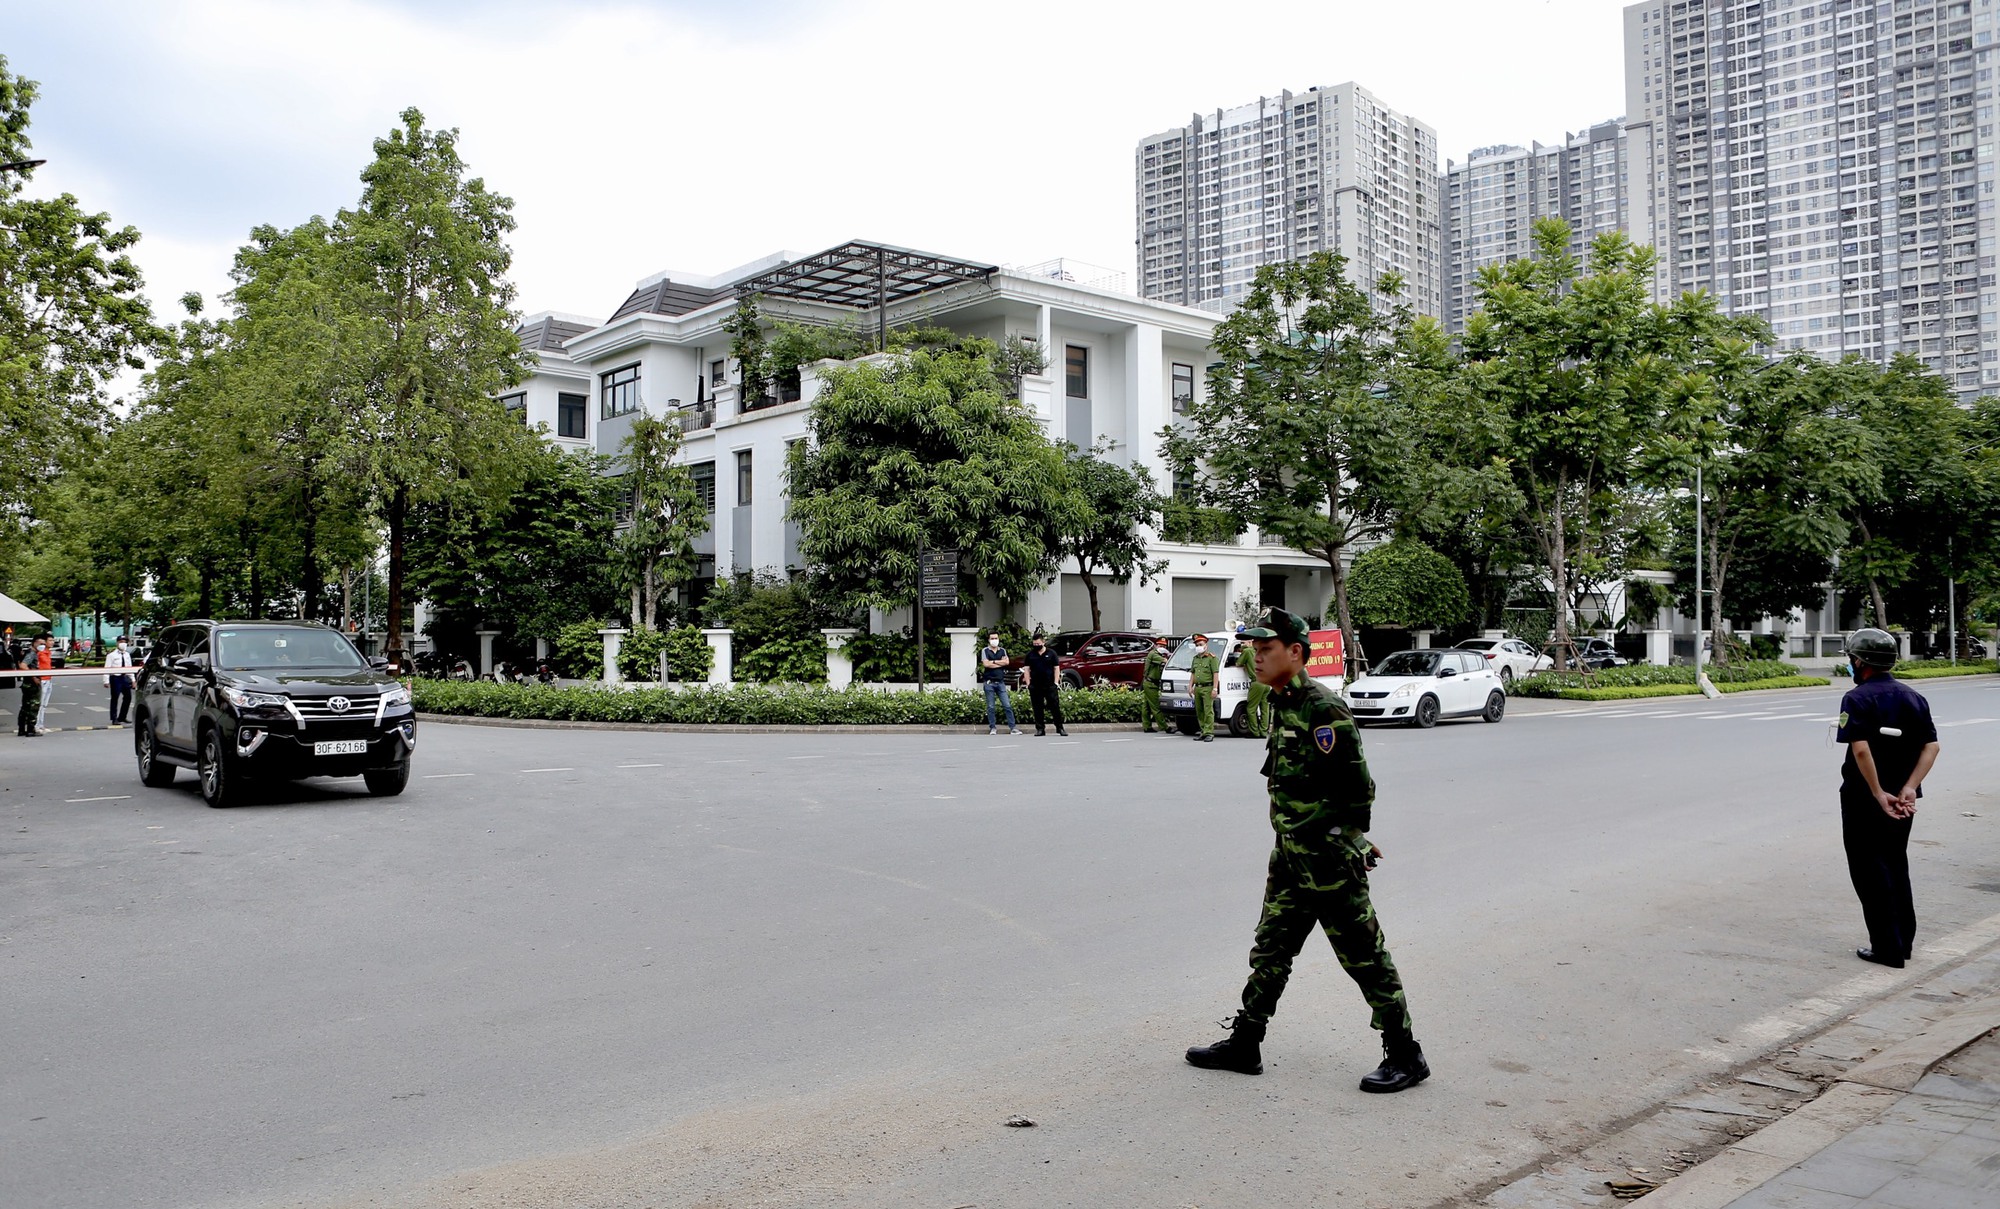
[{"xmin": 1844, "ymin": 627, "xmax": 1898, "ymax": 670}]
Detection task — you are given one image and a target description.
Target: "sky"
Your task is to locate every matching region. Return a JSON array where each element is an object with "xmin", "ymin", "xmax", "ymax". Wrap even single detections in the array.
[{"xmin": 7, "ymin": 0, "xmax": 1629, "ymax": 328}]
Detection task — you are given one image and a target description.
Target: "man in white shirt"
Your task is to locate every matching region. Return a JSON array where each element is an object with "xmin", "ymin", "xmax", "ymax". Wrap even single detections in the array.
[{"xmin": 103, "ymin": 636, "xmax": 134, "ymax": 726}]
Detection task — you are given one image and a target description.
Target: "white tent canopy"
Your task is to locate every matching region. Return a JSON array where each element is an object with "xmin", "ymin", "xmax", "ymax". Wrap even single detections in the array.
[{"xmin": 0, "ymin": 592, "xmax": 50, "ymax": 625}]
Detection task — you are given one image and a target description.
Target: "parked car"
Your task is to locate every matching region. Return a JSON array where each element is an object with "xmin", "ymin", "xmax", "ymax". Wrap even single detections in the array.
[
  {"xmin": 1453, "ymin": 636, "xmax": 1552, "ymax": 686},
  {"xmin": 1344, "ymin": 648, "xmax": 1506, "ymax": 728},
  {"xmin": 1566, "ymin": 637, "xmax": 1625, "ymax": 670},
  {"xmin": 133, "ymin": 619, "xmax": 415, "ymax": 808},
  {"xmin": 1045, "ymin": 630, "xmax": 1162, "ymax": 689}
]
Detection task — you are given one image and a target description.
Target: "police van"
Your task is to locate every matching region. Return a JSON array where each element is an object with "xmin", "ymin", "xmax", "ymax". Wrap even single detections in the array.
[{"xmin": 1158, "ymin": 627, "xmax": 1347, "ymax": 737}]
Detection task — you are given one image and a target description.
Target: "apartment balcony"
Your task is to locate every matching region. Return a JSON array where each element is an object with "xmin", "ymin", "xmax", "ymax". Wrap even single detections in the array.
[{"xmin": 676, "ymin": 404, "xmax": 716, "ymax": 433}]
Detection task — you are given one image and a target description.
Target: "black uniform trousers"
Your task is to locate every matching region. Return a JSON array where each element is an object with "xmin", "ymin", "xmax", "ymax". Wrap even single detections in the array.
[
  {"xmin": 1028, "ymin": 682, "xmax": 1064, "ymax": 733},
  {"xmin": 109, "ymin": 677, "xmax": 132, "ymax": 725},
  {"xmin": 1842, "ymin": 788, "xmax": 1916, "ymax": 961}
]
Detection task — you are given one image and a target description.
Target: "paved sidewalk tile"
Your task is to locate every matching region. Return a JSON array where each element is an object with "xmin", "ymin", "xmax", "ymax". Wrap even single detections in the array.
[{"xmin": 1726, "ymin": 1032, "xmax": 2000, "ymax": 1208}]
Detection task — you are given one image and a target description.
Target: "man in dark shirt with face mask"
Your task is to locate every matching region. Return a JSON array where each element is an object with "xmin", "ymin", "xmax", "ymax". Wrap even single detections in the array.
[
  {"xmin": 1835, "ymin": 628, "xmax": 1942, "ymax": 969},
  {"xmin": 1021, "ymin": 634, "xmax": 1067, "ymax": 737}
]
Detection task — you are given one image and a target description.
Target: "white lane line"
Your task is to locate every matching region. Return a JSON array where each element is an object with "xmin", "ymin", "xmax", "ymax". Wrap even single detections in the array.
[
  {"xmin": 708, "ymin": 759, "xmax": 747, "ymax": 764},
  {"xmin": 785, "ymin": 755, "xmax": 826, "ymax": 760},
  {"xmin": 1102, "ymin": 737, "xmax": 1138, "ymax": 743},
  {"xmin": 65, "ymin": 795, "xmax": 131, "ymax": 803},
  {"xmin": 1748, "ymin": 713, "xmax": 1817, "ymax": 722},
  {"xmin": 923, "ymin": 747, "xmax": 959, "ymax": 753},
  {"xmin": 1939, "ymin": 718, "xmax": 1999, "ymax": 727},
  {"xmin": 422, "ymin": 773, "xmax": 475, "ymax": 779},
  {"xmin": 1048, "ymin": 740, "xmax": 1081, "ymax": 745},
  {"xmin": 616, "ymin": 763, "xmax": 662, "ymax": 769},
  {"xmin": 519, "ymin": 767, "xmax": 574, "ymax": 774}
]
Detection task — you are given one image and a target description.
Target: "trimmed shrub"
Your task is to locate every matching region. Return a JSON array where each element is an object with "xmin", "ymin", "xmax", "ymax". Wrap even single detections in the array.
[
  {"xmin": 1511, "ymin": 659, "xmax": 1803, "ymax": 698},
  {"xmin": 1347, "ymin": 539, "xmax": 1472, "ymax": 632},
  {"xmin": 553, "ymin": 620, "xmax": 607, "ymax": 679},
  {"xmin": 412, "ymin": 680, "xmax": 1144, "ymax": 726},
  {"xmin": 1893, "ymin": 660, "xmax": 1999, "ymax": 679},
  {"xmin": 735, "ymin": 634, "xmax": 828, "ymax": 684},
  {"xmin": 1543, "ymin": 676, "xmax": 1831, "ymax": 702},
  {"xmin": 845, "ymin": 627, "xmax": 950, "ymax": 683}
]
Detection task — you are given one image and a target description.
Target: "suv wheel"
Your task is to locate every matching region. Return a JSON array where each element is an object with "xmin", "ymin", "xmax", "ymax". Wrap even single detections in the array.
[
  {"xmin": 198, "ymin": 726, "xmax": 242, "ymax": 808},
  {"xmin": 363, "ymin": 762, "xmax": 410, "ymax": 797},
  {"xmin": 136, "ymin": 721, "xmax": 176, "ymax": 788},
  {"xmin": 1061, "ymin": 672, "xmax": 1082, "ymax": 690},
  {"xmin": 1412, "ymin": 694, "xmax": 1440, "ymax": 729},
  {"xmin": 1482, "ymin": 691, "xmax": 1506, "ymax": 723}
]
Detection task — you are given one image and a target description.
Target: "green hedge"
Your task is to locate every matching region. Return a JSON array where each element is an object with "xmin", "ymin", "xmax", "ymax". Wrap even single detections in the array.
[
  {"xmin": 412, "ymin": 679, "xmax": 1145, "ymax": 726},
  {"xmin": 1511, "ymin": 659, "xmax": 1801, "ymax": 698},
  {"xmin": 1545, "ymin": 676, "xmax": 1832, "ymax": 702},
  {"xmin": 1892, "ymin": 660, "xmax": 1998, "ymax": 679}
]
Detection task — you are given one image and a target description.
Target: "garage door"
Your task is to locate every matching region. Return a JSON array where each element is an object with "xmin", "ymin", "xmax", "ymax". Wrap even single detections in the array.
[{"xmin": 1171, "ymin": 578, "xmax": 1227, "ymax": 634}]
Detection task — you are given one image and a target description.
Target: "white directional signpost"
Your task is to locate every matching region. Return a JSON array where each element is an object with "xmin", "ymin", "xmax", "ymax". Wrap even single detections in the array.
[{"xmin": 917, "ymin": 548, "xmax": 958, "ymax": 693}]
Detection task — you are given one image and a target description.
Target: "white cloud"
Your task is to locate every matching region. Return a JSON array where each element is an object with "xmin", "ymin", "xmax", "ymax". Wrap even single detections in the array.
[{"xmin": 13, "ymin": 0, "xmax": 1631, "ymax": 323}]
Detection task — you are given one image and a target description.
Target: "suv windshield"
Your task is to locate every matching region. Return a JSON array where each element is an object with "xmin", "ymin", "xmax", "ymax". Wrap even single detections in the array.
[
  {"xmin": 1375, "ymin": 650, "xmax": 1440, "ymax": 677},
  {"xmin": 215, "ymin": 627, "xmax": 368, "ymax": 673},
  {"xmin": 1044, "ymin": 633, "xmax": 1093, "ymax": 657}
]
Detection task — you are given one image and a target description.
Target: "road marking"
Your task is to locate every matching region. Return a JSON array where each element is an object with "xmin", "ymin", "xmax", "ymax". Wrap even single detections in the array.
[
  {"xmin": 1102, "ymin": 737, "xmax": 1137, "ymax": 743},
  {"xmin": 519, "ymin": 767, "xmax": 573, "ymax": 774},
  {"xmin": 423, "ymin": 773, "xmax": 475, "ymax": 779},
  {"xmin": 1939, "ymin": 718, "xmax": 1998, "ymax": 727},
  {"xmin": 708, "ymin": 759, "xmax": 747, "ymax": 764},
  {"xmin": 64, "ymin": 795, "xmax": 131, "ymax": 803},
  {"xmin": 923, "ymin": 748, "xmax": 959, "ymax": 753},
  {"xmin": 785, "ymin": 754, "xmax": 826, "ymax": 760},
  {"xmin": 615, "ymin": 763, "xmax": 662, "ymax": 769},
  {"xmin": 1049, "ymin": 740, "xmax": 1081, "ymax": 745}
]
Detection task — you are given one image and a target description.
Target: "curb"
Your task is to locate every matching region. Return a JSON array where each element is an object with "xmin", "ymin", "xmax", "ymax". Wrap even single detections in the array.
[
  {"xmin": 1632, "ymin": 999, "xmax": 2000, "ymax": 1208},
  {"xmin": 414, "ymin": 713, "xmax": 1180, "ymax": 736}
]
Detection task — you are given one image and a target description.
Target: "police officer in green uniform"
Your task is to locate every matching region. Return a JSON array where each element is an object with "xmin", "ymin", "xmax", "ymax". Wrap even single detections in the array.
[
  {"xmin": 1140, "ymin": 636, "xmax": 1170, "ymax": 734},
  {"xmin": 1236, "ymin": 626, "xmax": 1270, "ymax": 738},
  {"xmin": 1186, "ymin": 607, "xmax": 1428, "ymax": 1093},
  {"xmin": 1189, "ymin": 633, "xmax": 1220, "ymax": 742}
]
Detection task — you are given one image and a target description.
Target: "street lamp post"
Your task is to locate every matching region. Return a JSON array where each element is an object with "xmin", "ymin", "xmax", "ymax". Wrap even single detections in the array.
[{"xmin": 0, "ymin": 159, "xmax": 46, "ymax": 174}]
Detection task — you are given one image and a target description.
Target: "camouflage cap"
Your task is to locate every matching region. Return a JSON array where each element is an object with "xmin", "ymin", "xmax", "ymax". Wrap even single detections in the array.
[{"xmin": 1241, "ymin": 606, "xmax": 1310, "ymax": 647}]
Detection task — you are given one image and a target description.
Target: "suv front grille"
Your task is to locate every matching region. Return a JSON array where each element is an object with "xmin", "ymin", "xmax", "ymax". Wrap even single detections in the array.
[{"xmin": 291, "ymin": 695, "xmax": 385, "ymax": 724}]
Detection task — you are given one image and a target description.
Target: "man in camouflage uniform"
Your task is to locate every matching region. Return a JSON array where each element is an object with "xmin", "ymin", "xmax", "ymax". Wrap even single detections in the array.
[
  {"xmin": 1186, "ymin": 606, "xmax": 1428, "ymax": 1093},
  {"xmin": 1140, "ymin": 636, "xmax": 1170, "ymax": 734},
  {"xmin": 1236, "ymin": 628, "xmax": 1270, "ymax": 738}
]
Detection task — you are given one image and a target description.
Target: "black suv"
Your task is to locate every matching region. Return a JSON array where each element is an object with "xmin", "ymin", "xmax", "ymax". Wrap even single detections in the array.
[{"xmin": 134, "ymin": 620, "xmax": 416, "ymax": 807}]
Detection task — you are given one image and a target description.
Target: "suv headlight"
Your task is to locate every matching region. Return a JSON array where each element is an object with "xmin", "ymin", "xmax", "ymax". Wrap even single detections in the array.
[
  {"xmin": 1390, "ymin": 683, "xmax": 1416, "ymax": 698},
  {"xmin": 379, "ymin": 686, "xmax": 411, "ymax": 708},
  {"xmin": 221, "ymin": 686, "xmax": 287, "ymax": 710}
]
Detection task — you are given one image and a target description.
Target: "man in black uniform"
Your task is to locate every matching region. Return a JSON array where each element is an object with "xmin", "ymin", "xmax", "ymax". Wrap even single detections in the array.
[
  {"xmin": 1021, "ymin": 634, "xmax": 1067, "ymax": 737},
  {"xmin": 1835, "ymin": 628, "xmax": 1941, "ymax": 969}
]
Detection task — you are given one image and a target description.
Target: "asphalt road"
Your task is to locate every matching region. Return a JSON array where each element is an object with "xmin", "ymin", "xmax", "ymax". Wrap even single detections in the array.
[{"xmin": 5, "ymin": 677, "xmax": 2000, "ymax": 1209}]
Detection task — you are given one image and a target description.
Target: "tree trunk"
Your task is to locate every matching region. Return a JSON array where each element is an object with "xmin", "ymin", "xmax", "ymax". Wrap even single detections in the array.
[
  {"xmin": 1328, "ymin": 548, "xmax": 1363, "ymax": 673},
  {"xmin": 386, "ymin": 486, "xmax": 407, "ymax": 657},
  {"xmin": 197, "ymin": 558, "xmax": 214, "ymax": 619},
  {"xmin": 643, "ymin": 556, "xmax": 659, "ymax": 631},
  {"xmin": 1549, "ymin": 470, "xmax": 1570, "ymax": 651},
  {"xmin": 630, "ymin": 584, "xmax": 642, "ymax": 631},
  {"xmin": 1077, "ymin": 558, "xmax": 1101, "ymax": 631},
  {"xmin": 249, "ymin": 555, "xmax": 263, "ymax": 620},
  {"xmin": 298, "ymin": 480, "xmax": 321, "ymax": 622}
]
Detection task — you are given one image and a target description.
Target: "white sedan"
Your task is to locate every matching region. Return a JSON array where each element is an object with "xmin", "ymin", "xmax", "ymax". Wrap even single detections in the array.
[
  {"xmin": 1453, "ymin": 637, "xmax": 1552, "ymax": 687},
  {"xmin": 1345, "ymin": 649, "xmax": 1507, "ymax": 728}
]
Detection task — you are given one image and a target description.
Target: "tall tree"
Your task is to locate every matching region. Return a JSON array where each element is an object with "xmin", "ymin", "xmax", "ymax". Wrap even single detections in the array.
[
  {"xmin": 614, "ymin": 415, "xmax": 708, "ymax": 630},
  {"xmin": 1056, "ymin": 442, "xmax": 1166, "ymax": 632},
  {"xmin": 337, "ymin": 108, "xmax": 531, "ymax": 657},
  {"xmin": 1461, "ymin": 220, "xmax": 1758, "ymax": 653},
  {"xmin": 0, "ymin": 57, "xmax": 160, "ymax": 559},
  {"xmin": 787, "ymin": 330, "xmax": 1080, "ymax": 615},
  {"xmin": 1162, "ymin": 253, "xmax": 1498, "ymax": 668}
]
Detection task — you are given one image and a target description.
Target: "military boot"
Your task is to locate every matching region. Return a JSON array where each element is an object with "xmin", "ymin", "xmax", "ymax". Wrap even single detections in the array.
[
  {"xmin": 1359, "ymin": 1037, "xmax": 1429, "ymax": 1093},
  {"xmin": 1185, "ymin": 1015, "xmax": 1264, "ymax": 1075}
]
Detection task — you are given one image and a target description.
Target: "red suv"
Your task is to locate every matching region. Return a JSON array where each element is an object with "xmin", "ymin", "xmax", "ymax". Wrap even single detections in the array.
[{"xmin": 1047, "ymin": 631, "xmax": 1167, "ymax": 689}]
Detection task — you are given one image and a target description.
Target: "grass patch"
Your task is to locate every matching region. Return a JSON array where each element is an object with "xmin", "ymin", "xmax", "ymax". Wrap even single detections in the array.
[
  {"xmin": 1550, "ymin": 676, "xmax": 1832, "ymax": 702},
  {"xmin": 1892, "ymin": 661, "xmax": 1998, "ymax": 680},
  {"xmin": 1513, "ymin": 659, "xmax": 1804, "ymax": 698}
]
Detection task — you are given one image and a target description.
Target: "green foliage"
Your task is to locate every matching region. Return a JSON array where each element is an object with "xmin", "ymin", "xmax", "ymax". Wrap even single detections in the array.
[
  {"xmin": 787, "ymin": 333, "xmax": 1081, "ymax": 613},
  {"xmin": 409, "ymin": 444, "xmax": 622, "ymax": 647},
  {"xmin": 411, "ymin": 680, "xmax": 1146, "ymax": 725},
  {"xmin": 1346, "ymin": 539, "xmax": 1471, "ymax": 631},
  {"xmin": 615, "ymin": 625, "xmax": 712, "ymax": 682},
  {"xmin": 1528, "ymin": 676, "xmax": 1833, "ymax": 701},
  {"xmin": 552, "ymin": 620, "xmax": 605, "ymax": 679},
  {"xmin": 0, "ymin": 57, "xmax": 164, "ymax": 557},
  {"xmin": 1893, "ymin": 660, "xmax": 1999, "ymax": 679},
  {"xmin": 1056, "ymin": 442, "xmax": 1166, "ymax": 631},
  {"xmin": 614, "ymin": 415, "xmax": 707, "ymax": 629},
  {"xmin": 1511, "ymin": 658, "xmax": 1804, "ymax": 697},
  {"xmin": 734, "ymin": 634, "xmax": 827, "ymax": 684},
  {"xmin": 1162, "ymin": 251, "xmax": 1510, "ymax": 669},
  {"xmin": 1158, "ymin": 501, "xmax": 1245, "ymax": 545},
  {"xmin": 844, "ymin": 626, "xmax": 951, "ymax": 683}
]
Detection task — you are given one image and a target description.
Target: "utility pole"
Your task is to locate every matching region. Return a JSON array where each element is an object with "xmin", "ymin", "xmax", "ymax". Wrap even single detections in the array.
[{"xmin": 1694, "ymin": 463, "xmax": 1718, "ymax": 698}]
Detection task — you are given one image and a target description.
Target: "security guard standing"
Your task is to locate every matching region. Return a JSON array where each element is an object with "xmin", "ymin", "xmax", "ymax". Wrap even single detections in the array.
[
  {"xmin": 1186, "ymin": 607, "xmax": 1428, "ymax": 1093},
  {"xmin": 1140, "ymin": 636, "xmax": 1170, "ymax": 734},
  {"xmin": 1835, "ymin": 628, "xmax": 1941, "ymax": 969},
  {"xmin": 1189, "ymin": 633, "xmax": 1220, "ymax": 743}
]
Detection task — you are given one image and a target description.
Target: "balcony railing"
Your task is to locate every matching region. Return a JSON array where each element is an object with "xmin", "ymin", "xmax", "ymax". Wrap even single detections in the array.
[{"xmin": 677, "ymin": 405, "xmax": 715, "ymax": 433}]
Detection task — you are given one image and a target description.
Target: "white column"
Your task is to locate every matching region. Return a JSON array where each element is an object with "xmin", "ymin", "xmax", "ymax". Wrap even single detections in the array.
[
  {"xmin": 702, "ymin": 628, "xmax": 733, "ymax": 685},
  {"xmin": 476, "ymin": 630, "xmax": 501, "ymax": 677},
  {"xmin": 1412, "ymin": 630, "xmax": 1433, "ymax": 650},
  {"xmin": 597, "ymin": 628, "xmax": 626, "ymax": 684},
  {"xmin": 1895, "ymin": 630, "xmax": 1912, "ymax": 660},
  {"xmin": 535, "ymin": 636, "xmax": 549, "ymax": 661},
  {"xmin": 1126, "ymin": 321, "xmax": 1165, "ymax": 478},
  {"xmin": 1645, "ymin": 629, "xmax": 1671, "ymax": 666},
  {"xmin": 947, "ymin": 627, "xmax": 980, "ymax": 689},
  {"xmin": 823, "ymin": 627, "xmax": 859, "ymax": 689}
]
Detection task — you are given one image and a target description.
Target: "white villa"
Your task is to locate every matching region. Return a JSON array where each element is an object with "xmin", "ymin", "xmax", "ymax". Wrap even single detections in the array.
[{"xmin": 507, "ymin": 239, "xmax": 1338, "ymax": 637}]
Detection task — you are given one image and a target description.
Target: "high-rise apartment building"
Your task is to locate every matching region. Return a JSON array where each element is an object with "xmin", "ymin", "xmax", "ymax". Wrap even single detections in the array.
[
  {"xmin": 1625, "ymin": 0, "xmax": 2000, "ymax": 395},
  {"xmin": 1445, "ymin": 120, "xmax": 1631, "ymax": 331},
  {"xmin": 1136, "ymin": 82, "xmax": 1444, "ymax": 318}
]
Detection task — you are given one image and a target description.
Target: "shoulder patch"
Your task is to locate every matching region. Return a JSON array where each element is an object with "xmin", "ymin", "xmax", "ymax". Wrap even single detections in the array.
[
  {"xmin": 1313, "ymin": 725, "xmax": 1336, "ymax": 753},
  {"xmin": 1838, "ymin": 711, "xmax": 1849, "ymax": 728}
]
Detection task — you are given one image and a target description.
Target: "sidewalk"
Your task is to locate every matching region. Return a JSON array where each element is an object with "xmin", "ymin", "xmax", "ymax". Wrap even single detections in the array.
[{"xmin": 1477, "ymin": 916, "xmax": 2000, "ymax": 1209}]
